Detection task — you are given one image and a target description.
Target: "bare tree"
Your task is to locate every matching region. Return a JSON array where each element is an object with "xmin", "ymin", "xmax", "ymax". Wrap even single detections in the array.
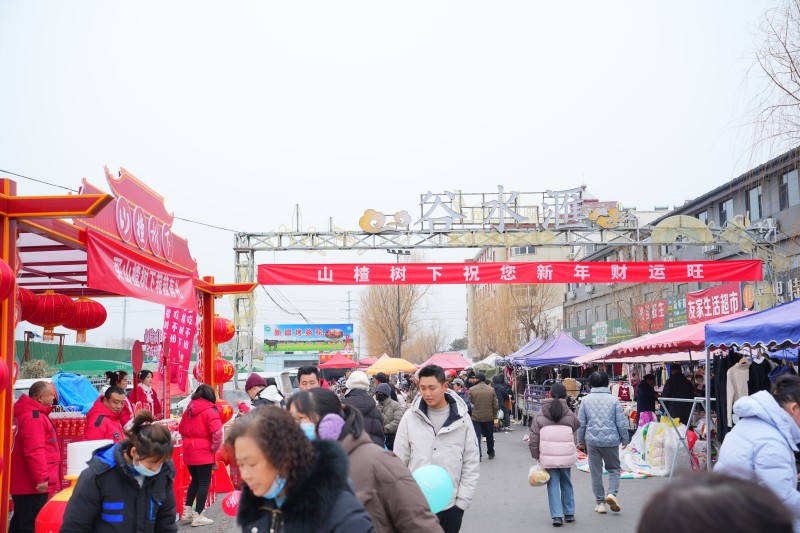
[
  {"xmin": 403, "ymin": 320, "xmax": 449, "ymax": 363},
  {"xmin": 359, "ymin": 283, "xmax": 429, "ymax": 358},
  {"xmin": 509, "ymin": 284, "xmax": 562, "ymax": 341},
  {"xmin": 473, "ymin": 286, "xmax": 519, "ymax": 357},
  {"xmin": 104, "ymin": 338, "xmax": 138, "ymax": 350},
  {"xmin": 751, "ymin": 0, "xmax": 800, "ymax": 152}
]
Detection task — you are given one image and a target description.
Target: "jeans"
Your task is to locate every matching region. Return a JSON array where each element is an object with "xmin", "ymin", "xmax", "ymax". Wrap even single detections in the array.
[
  {"xmin": 472, "ymin": 420, "xmax": 494, "ymax": 458},
  {"xmin": 186, "ymin": 464, "xmax": 214, "ymax": 513},
  {"xmin": 436, "ymin": 505, "xmax": 464, "ymax": 533},
  {"xmin": 500, "ymin": 406, "xmax": 511, "ymax": 428},
  {"xmin": 587, "ymin": 445, "xmax": 621, "ymax": 503},
  {"xmin": 545, "ymin": 468, "xmax": 575, "ymax": 519}
]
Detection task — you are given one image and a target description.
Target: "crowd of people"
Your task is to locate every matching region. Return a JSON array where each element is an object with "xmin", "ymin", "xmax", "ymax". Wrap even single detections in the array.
[{"xmin": 12, "ymin": 362, "xmax": 800, "ymax": 533}]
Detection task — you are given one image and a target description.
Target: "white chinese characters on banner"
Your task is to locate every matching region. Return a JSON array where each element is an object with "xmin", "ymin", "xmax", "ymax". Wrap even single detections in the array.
[{"xmin": 113, "ymin": 256, "xmax": 182, "ymax": 300}]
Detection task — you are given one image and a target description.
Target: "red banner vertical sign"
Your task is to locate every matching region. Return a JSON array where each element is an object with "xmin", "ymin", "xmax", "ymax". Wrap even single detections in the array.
[
  {"xmin": 634, "ymin": 299, "xmax": 667, "ymax": 333},
  {"xmin": 163, "ymin": 306, "xmax": 197, "ymax": 394}
]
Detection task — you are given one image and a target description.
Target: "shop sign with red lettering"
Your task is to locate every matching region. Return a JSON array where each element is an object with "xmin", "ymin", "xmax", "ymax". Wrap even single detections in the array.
[
  {"xmin": 686, "ymin": 282, "xmax": 741, "ymax": 324},
  {"xmin": 163, "ymin": 306, "xmax": 197, "ymax": 393}
]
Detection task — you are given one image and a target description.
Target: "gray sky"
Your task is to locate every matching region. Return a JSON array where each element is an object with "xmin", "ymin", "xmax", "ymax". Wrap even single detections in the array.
[{"xmin": 0, "ymin": 1, "xmax": 776, "ymax": 352}]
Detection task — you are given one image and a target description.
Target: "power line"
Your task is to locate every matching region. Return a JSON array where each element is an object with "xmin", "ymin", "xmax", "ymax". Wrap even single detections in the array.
[{"xmin": 0, "ymin": 169, "xmax": 79, "ymax": 193}]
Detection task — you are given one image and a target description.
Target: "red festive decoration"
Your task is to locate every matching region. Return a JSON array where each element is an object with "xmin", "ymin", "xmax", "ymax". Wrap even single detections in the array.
[
  {"xmin": 192, "ymin": 360, "xmax": 204, "ymax": 382},
  {"xmin": 11, "ymin": 361, "xmax": 18, "ymax": 386},
  {"xmin": 216, "ymin": 399, "xmax": 234, "ymax": 424},
  {"xmin": 214, "ymin": 357, "xmax": 235, "ymax": 385},
  {"xmin": 0, "ymin": 259, "xmax": 13, "ymax": 303},
  {"xmin": 29, "ymin": 290, "xmax": 76, "ymax": 342},
  {"xmin": 16, "ymin": 287, "xmax": 37, "ymax": 323},
  {"xmin": 63, "ymin": 297, "xmax": 107, "ymax": 344},
  {"xmin": 214, "ymin": 315, "xmax": 235, "ymax": 343},
  {"xmin": 0, "ymin": 359, "xmax": 7, "ymax": 390}
]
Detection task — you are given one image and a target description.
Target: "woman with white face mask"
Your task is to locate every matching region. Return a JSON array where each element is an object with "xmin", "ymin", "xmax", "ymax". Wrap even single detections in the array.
[
  {"xmin": 61, "ymin": 410, "xmax": 176, "ymax": 533},
  {"xmin": 227, "ymin": 406, "xmax": 374, "ymax": 533}
]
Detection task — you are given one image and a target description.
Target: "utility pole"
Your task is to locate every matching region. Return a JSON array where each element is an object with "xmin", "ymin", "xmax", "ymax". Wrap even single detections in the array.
[
  {"xmin": 386, "ymin": 249, "xmax": 411, "ymax": 357},
  {"xmin": 346, "ymin": 291, "xmax": 352, "ymax": 324}
]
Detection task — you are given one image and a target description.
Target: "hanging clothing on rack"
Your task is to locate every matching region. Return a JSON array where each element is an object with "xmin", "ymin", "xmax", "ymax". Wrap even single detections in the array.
[
  {"xmin": 748, "ymin": 357, "xmax": 772, "ymax": 395},
  {"xmin": 727, "ymin": 358, "xmax": 751, "ymax": 427}
]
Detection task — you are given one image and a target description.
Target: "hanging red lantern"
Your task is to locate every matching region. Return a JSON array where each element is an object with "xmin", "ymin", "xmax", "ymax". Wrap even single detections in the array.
[
  {"xmin": 29, "ymin": 290, "xmax": 76, "ymax": 342},
  {"xmin": 63, "ymin": 297, "xmax": 107, "ymax": 344},
  {"xmin": 0, "ymin": 257, "xmax": 14, "ymax": 303},
  {"xmin": 216, "ymin": 399, "xmax": 234, "ymax": 424},
  {"xmin": 213, "ymin": 356, "xmax": 235, "ymax": 384},
  {"xmin": 214, "ymin": 315, "xmax": 235, "ymax": 344},
  {"xmin": 193, "ymin": 359, "xmax": 204, "ymax": 382},
  {"xmin": 17, "ymin": 287, "xmax": 37, "ymax": 322}
]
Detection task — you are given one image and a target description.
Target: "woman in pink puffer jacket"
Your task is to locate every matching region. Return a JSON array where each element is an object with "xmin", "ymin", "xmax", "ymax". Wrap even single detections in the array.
[{"xmin": 528, "ymin": 383, "xmax": 581, "ymax": 528}]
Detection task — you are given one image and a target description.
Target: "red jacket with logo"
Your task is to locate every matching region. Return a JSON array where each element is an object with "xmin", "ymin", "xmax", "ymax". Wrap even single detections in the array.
[
  {"xmin": 179, "ymin": 398, "xmax": 222, "ymax": 465},
  {"xmin": 11, "ymin": 394, "xmax": 61, "ymax": 495},
  {"xmin": 129, "ymin": 383, "xmax": 163, "ymax": 419},
  {"xmin": 85, "ymin": 396, "xmax": 124, "ymax": 443}
]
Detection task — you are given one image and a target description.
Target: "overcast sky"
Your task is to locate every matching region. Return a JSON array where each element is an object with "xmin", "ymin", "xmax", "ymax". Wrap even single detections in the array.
[{"xmin": 0, "ymin": 1, "xmax": 778, "ymax": 352}]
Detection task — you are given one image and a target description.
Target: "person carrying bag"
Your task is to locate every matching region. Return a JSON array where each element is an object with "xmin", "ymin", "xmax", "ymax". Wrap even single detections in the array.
[{"xmin": 528, "ymin": 383, "xmax": 580, "ymax": 528}]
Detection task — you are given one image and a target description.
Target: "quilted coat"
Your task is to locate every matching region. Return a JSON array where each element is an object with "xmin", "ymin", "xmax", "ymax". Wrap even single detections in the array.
[
  {"xmin": 715, "ymin": 391, "xmax": 800, "ymax": 530},
  {"xmin": 528, "ymin": 398, "xmax": 580, "ymax": 469},
  {"xmin": 577, "ymin": 387, "xmax": 629, "ymax": 448}
]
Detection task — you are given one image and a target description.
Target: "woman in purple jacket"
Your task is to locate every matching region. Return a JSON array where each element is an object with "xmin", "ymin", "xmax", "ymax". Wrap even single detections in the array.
[{"xmin": 528, "ymin": 383, "xmax": 580, "ymax": 528}]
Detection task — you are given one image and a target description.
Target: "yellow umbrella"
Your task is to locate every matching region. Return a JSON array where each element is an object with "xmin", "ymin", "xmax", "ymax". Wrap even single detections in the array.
[{"xmin": 365, "ymin": 357, "xmax": 417, "ymax": 375}]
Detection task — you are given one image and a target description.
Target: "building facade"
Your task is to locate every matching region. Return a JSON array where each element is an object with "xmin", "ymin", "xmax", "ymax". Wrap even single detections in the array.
[{"xmin": 564, "ymin": 147, "xmax": 800, "ymax": 347}]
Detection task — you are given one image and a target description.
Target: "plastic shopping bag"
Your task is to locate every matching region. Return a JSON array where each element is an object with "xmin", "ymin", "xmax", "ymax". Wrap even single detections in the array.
[
  {"xmin": 51, "ymin": 371, "xmax": 100, "ymax": 414},
  {"xmin": 528, "ymin": 464, "xmax": 550, "ymax": 487}
]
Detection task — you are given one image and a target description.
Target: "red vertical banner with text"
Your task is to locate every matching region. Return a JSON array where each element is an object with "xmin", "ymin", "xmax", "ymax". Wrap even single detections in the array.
[{"xmin": 163, "ymin": 306, "xmax": 197, "ymax": 394}]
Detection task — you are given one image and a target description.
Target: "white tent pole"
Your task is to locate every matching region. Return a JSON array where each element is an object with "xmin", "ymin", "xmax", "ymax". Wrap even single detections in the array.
[{"xmin": 705, "ymin": 346, "xmax": 712, "ymax": 470}]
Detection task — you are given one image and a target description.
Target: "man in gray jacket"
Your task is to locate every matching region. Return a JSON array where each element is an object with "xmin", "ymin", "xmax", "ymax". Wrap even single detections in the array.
[
  {"xmin": 577, "ymin": 371, "xmax": 630, "ymax": 515},
  {"xmin": 394, "ymin": 365, "xmax": 480, "ymax": 533}
]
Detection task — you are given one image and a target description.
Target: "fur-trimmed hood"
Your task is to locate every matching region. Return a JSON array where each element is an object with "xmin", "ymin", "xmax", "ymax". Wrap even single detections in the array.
[{"xmin": 238, "ymin": 439, "xmax": 373, "ymax": 533}]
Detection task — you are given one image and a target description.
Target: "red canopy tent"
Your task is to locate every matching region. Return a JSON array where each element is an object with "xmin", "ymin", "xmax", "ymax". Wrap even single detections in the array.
[
  {"xmin": 608, "ymin": 311, "xmax": 751, "ymax": 359},
  {"xmin": 318, "ymin": 352, "xmax": 359, "ymax": 369},
  {"xmin": 358, "ymin": 356, "xmax": 378, "ymax": 368},
  {"xmin": 419, "ymin": 352, "xmax": 471, "ymax": 372}
]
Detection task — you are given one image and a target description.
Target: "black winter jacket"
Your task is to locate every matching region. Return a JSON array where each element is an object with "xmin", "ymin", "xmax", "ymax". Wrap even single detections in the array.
[
  {"xmin": 61, "ymin": 443, "xmax": 176, "ymax": 533},
  {"xmin": 343, "ymin": 390, "xmax": 385, "ymax": 446},
  {"xmin": 492, "ymin": 383, "xmax": 510, "ymax": 405},
  {"xmin": 237, "ymin": 440, "xmax": 374, "ymax": 533}
]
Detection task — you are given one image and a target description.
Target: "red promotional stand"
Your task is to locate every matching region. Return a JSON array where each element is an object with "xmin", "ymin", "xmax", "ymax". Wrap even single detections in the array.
[{"xmin": 0, "ymin": 168, "xmax": 256, "ymax": 531}]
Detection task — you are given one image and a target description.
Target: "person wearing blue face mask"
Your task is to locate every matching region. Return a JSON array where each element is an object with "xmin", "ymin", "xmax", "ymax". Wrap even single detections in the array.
[
  {"xmin": 61, "ymin": 410, "xmax": 176, "ymax": 533},
  {"xmin": 228, "ymin": 406, "xmax": 374, "ymax": 533}
]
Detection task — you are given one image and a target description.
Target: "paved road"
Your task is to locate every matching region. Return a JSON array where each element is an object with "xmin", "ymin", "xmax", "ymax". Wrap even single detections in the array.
[{"xmin": 180, "ymin": 422, "xmax": 667, "ymax": 533}]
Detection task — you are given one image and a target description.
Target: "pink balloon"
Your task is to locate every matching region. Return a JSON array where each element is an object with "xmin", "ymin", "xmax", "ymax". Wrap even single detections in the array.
[{"xmin": 222, "ymin": 490, "xmax": 241, "ymax": 517}]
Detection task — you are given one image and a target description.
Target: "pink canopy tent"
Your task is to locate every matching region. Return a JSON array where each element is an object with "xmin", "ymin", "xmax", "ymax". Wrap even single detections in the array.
[
  {"xmin": 358, "ymin": 356, "xmax": 378, "ymax": 368},
  {"xmin": 609, "ymin": 311, "xmax": 750, "ymax": 359},
  {"xmin": 318, "ymin": 352, "xmax": 360, "ymax": 369},
  {"xmin": 419, "ymin": 352, "xmax": 471, "ymax": 372}
]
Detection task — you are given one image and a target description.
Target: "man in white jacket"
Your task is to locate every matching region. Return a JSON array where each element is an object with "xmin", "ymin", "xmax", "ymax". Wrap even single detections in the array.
[{"xmin": 394, "ymin": 365, "xmax": 480, "ymax": 533}]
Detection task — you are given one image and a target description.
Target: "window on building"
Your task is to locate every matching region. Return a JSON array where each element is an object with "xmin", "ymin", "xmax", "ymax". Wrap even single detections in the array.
[
  {"xmin": 511, "ymin": 246, "xmax": 536, "ymax": 256},
  {"xmin": 595, "ymin": 306, "xmax": 601, "ymax": 322},
  {"xmin": 586, "ymin": 308, "xmax": 593, "ymax": 324},
  {"xmin": 697, "ymin": 211, "xmax": 708, "ymax": 224},
  {"xmin": 605, "ymin": 303, "xmax": 613, "ymax": 321},
  {"xmin": 719, "ymin": 198, "xmax": 733, "ymax": 226},
  {"xmin": 779, "ymin": 169, "xmax": 800, "ymax": 210},
  {"xmin": 746, "ymin": 185, "xmax": 762, "ymax": 221},
  {"xmin": 676, "ymin": 283, "xmax": 688, "ymax": 295}
]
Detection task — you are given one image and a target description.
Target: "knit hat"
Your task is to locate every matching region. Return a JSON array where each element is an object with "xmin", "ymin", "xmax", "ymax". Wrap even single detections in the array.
[
  {"xmin": 452, "ymin": 378, "xmax": 465, "ymax": 387},
  {"xmin": 245, "ymin": 373, "xmax": 266, "ymax": 391},
  {"xmin": 345, "ymin": 371, "xmax": 370, "ymax": 391},
  {"xmin": 317, "ymin": 413, "xmax": 346, "ymax": 440},
  {"xmin": 376, "ymin": 383, "xmax": 392, "ymax": 396}
]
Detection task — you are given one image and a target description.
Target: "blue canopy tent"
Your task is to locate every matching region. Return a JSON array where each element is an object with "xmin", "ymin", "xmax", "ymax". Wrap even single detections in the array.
[
  {"xmin": 506, "ymin": 337, "xmax": 546, "ymax": 365},
  {"xmin": 701, "ymin": 298, "xmax": 800, "ymax": 469},
  {"xmin": 517, "ymin": 332, "xmax": 592, "ymax": 367}
]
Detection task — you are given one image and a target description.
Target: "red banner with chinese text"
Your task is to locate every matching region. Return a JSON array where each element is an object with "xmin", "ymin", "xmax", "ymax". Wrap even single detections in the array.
[
  {"xmin": 258, "ymin": 260, "xmax": 762, "ymax": 285},
  {"xmin": 163, "ymin": 306, "xmax": 197, "ymax": 394},
  {"xmin": 87, "ymin": 231, "xmax": 198, "ymax": 311},
  {"xmin": 686, "ymin": 282, "xmax": 741, "ymax": 324},
  {"xmin": 634, "ymin": 299, "xmax": 667, "ymax": 333}
]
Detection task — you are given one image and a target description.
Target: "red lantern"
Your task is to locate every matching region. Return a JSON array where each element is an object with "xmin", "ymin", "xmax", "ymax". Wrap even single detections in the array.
[
  {"xmin": 0, "ymin": 257, "xmax": 14, "ymax": 302},
  {"xmin": 214, "ymin": 315, "xmax": 235, "ymax": 344},
  {"xmin": 16, "ymin": 287, "xmax": 37, "ymax": 322},
  {"xmin": 63, "ymin": 297, "xmax": 107, "ymax": 344},
  {"xmin": 214, "ymin": 357, "xmax": 235, "ymax": 384},
  {"xmin": 216, "ymin": 399, "xmax": 234, "ymax": 424},
  {"xmin": 29, "ymin": 290, "xmax": 76, "ymax": 342},
  {"xmin": 193, "ymin": 360, "xmax": 204, "ymax": 382}
]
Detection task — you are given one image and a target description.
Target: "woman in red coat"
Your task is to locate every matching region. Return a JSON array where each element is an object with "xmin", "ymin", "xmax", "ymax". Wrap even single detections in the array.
[
  {"xmin": 128, "ymin": 370, "xmax": 163, "ymax": 419},
  {"xmin": 178, "ymin": 384, "xmax": 222, "ymax": 527}
]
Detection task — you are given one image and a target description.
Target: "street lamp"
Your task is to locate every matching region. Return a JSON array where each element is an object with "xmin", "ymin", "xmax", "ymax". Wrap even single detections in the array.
[{"xmin": 387, "ymin": 249, "xmax": 411, "ymax": 357}]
